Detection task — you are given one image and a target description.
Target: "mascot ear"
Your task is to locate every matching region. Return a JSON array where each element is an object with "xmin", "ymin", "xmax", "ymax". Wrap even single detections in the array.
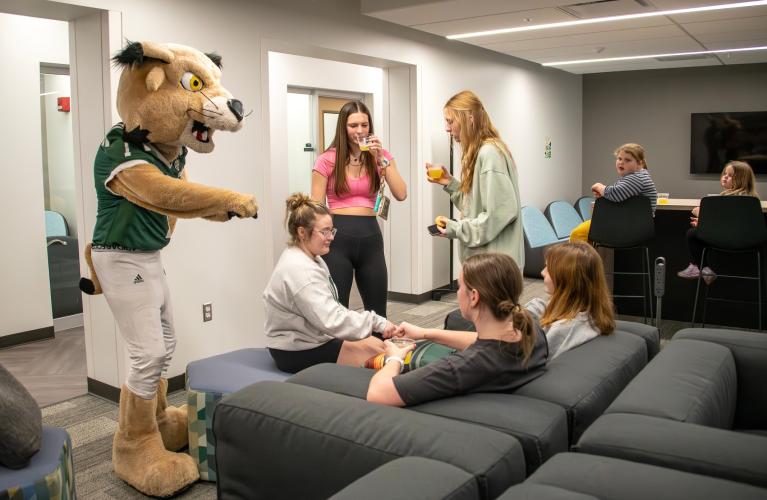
[
  {"xmin": 145, "ymin": 66, "xmax": 166, "ymax": 92},
  {"xmin": 205, "ymin": 52, "xmax": 223, "ymax": 69},
  {"xmin": 113, "ymin": 40, "xmax": 175, "ymax": 68}
]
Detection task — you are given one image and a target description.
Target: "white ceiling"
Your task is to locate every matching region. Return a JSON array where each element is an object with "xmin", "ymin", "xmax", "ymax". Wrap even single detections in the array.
[{"xmin": 361, "ymin": 0, "xmax": 767, "ymax": 73}]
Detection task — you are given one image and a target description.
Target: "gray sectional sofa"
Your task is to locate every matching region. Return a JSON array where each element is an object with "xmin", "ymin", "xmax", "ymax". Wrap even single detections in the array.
[
  {"xmin": 575, "ymin": 327, "xmax": 767, "ymax": 488},
  {"xmin": 212, "ymin": 322, "xmax": 658, "ymax": 498}
]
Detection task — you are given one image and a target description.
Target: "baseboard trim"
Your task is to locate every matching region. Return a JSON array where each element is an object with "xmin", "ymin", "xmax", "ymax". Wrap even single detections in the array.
[
  {"xmin": 0, "ymin": 326, "xmax": 54, "ymax": 349},
  {"xmin": 388, "ymin": 282, "xmax": 458, "ymax": 304},
  {"xmin": 54, "ymin": 313, "xmax": 83, "ymax": 332},
  {"xmin": 88, "ymin": 373, "xmax": 186, "ymax": 403}
]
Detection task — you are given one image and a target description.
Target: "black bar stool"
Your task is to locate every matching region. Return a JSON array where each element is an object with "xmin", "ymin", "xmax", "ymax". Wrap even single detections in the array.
[
  {"xmin": 589, "ymin": 196, "xmax": 655, "ymax": 323},
  {"xmin": 691, "ymin": 195, "xmax": 767, "ymax": 330}
]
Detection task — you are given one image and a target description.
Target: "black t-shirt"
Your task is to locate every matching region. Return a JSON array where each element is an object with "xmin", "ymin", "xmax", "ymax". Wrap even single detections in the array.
[{"xmin": 392, "ymin": 325, "xmax": 549, "ymax": 406}]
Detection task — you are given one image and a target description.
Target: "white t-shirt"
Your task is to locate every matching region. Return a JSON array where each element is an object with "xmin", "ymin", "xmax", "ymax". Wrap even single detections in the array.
[
  {"xmin": 525, "ymin": 297, "xmax": 600, "ymax": 359},
  {"xmin": 263, "ymin": 246, "xmax": 387, "ymax": 351}
]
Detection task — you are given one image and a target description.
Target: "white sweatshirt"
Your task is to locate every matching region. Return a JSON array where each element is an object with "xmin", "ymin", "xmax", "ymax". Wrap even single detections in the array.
[
  {"xmin": 524, "ymin": 297, "xmax": 600, "ymax": 359},
  {"xmin": 263, "ymin": 246, "xmax": 387, "ymax": 351}
]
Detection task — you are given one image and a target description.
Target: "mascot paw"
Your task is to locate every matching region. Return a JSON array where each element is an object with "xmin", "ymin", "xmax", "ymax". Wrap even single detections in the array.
[
  {"xmin": 228, "ymin": 195, "xmax": 259, "ymax": 219},
  {"xmin": 157, "ymin": 404, "xmax": 189, "ymax": 451},
  {"xmin": 79, "ymin": 277, "xmax": 102, "ymax": 296}
]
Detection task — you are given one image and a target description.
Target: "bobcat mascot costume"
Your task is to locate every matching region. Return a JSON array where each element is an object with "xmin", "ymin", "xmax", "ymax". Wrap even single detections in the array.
[{"xmin": 80, "ymin": 41, "xmax": 257, "ymax": 496}]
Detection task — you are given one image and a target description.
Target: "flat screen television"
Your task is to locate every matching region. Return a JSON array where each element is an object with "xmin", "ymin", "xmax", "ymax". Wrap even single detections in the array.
[{"xmin": 690, "ymin": 111, "xmax": 767, "ymax": 175}]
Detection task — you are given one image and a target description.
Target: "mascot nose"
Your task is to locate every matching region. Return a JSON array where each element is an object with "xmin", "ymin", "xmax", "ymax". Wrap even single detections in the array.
[{"xmin": 227, "ymin": 99, "xmax": 244, "ymax": 122}]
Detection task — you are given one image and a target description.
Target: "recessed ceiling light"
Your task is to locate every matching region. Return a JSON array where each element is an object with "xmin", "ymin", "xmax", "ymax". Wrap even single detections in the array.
[
  {"xmin": 541, "ymin": 45, "xmax": 767, "ymax": 66},
  {"xmin": 446, "ymin": 0, "xmax": 767, "ymax": 40}
]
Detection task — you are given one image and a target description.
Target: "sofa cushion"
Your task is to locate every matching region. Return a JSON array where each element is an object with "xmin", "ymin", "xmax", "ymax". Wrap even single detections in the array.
[
  {"xmin": 0, "ymin": 365, "xmax": 42, "ymax": 469},
  {"xmin": 289, "ymin": 364, "xmax": 568, "ymax": 475},
  {"xmin": 514, "ymin": 331, "xmax": 647, "ymax": 443},
  {"xmin": 329, "ymin": 457, "xmax": 479, "ymax": 500},
  {"xmin": 615, "ymin": 320, "xmax": 660, "ymax": 360},
  {"xmin": 214, "ymin": 381, "xmax": 525, "ymax": 500},
  {"xmin": 497, "ymin": 483, "xmax": 598, "ymax": 500},
  {"xmin": 517, "ymin": 453, "xmax": 767, "ymax": 500},
  {"xmin": 575, "ymin": 413, "xmax": 767, "ymax": 488},
  {"xmin": 674, "ymin": 328, "xmax": 767, "ymax": 429},
  {"xmin": 606, "ymin": 339, "xmax": 736, "ymax": 428}
]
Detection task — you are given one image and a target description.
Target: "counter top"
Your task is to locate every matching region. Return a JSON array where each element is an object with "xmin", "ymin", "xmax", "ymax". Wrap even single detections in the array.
[{"xmin": 656, "ymin": 198, "xmax": 767, "ymax": 212}]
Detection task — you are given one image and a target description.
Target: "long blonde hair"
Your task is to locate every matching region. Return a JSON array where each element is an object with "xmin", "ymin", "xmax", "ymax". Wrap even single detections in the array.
[
  {"xmin": 722, "ymin": 161, "xmax": 758, "ymax": 197},
  {"xmin": 540, "ymin": 242, "xmax": 615, "ymax": 335},
  {"xmin": 444, "ymin": 90, "xmax": 512, "ymax": 194},
  {"xmin": 461, "ymin": 253, "xmax": 537, "ymax": 365}
]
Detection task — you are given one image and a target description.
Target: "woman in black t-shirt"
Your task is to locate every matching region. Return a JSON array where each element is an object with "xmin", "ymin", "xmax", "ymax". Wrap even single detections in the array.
[{"xmin": 366, "ymin": 253, "xmax": 548, "ymax": 407}]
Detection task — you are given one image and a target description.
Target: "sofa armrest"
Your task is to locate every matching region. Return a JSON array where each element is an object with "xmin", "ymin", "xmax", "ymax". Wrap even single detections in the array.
[
  {"xmin": 575, "ymin": 413, "xmax": 767, "ymax": 488},
  {"xmin": 214, "ymin": 381, "xmax": 525, "ymax": 500},
  {"xmin": 329, "ymin": 457, "xmax": 479, "ymax": 500},
  {"xmin": 674, "ymin": 328, "xmax": 767, "ymax": 428}
]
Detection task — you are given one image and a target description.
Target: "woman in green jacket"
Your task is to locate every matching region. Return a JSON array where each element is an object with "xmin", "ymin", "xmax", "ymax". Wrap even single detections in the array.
[{"xmin": 427, "ymin": 90, "xmax": 523, "ymax": 268}]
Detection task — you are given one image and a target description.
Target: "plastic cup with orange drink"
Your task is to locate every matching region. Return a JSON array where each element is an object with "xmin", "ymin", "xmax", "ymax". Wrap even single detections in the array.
[{"xmin": 427, "ymin": 165, "xmax": 443, "ymax": 180}]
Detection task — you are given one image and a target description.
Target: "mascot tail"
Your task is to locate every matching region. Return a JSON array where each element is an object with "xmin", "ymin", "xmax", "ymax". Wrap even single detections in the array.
[{"xmin": 79, "ymin": 243, "xmax": 103, "ymax": 295}]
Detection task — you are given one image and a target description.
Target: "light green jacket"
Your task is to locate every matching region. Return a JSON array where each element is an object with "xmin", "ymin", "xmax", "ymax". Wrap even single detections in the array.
[{"xmin": 444, "ymin": 143, "xmax": 524, "ymax": 269}]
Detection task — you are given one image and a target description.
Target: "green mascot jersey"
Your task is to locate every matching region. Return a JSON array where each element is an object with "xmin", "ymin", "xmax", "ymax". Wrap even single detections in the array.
[{"xmin": 92, "ymin": 123, "xmax": 187, "ymax": 251}]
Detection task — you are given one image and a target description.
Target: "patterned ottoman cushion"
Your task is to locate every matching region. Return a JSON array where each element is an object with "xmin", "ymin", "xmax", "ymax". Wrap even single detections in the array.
[
  {"xmin": 0, "ymin": 427, "xmax": 75, "ymax": 499},
  {"xmin": 186, "ymin": 348, "xmax": 288, "ymax": 481}
]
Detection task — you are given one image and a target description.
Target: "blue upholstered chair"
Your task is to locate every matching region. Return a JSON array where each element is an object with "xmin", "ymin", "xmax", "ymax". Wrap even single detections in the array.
[
  {"xmin": 544, "ymin": 201, "xmax": 583, "ymax": 240},
  {"xmin": 44, "ymin": 211, "xmax": 68, "ymax": 237},
  {"xmin": 575, "ymin": 195, "xmax": 595, "ymax": 221},
  {"xmin": 521, "ymin": 206, "xmax": 561, "ymax": 278}
]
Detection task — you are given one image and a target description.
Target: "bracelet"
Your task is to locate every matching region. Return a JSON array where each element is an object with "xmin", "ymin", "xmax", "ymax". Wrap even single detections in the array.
[{"xmin": 384, "ymin": 356, "xmax": 405, "ymax": 373}]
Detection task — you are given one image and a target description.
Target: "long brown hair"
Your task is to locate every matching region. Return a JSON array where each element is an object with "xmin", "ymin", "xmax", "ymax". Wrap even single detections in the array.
[
  {"xmin": 444, "ymin": 90, "xmax": 512, "ymax": 194},
  {"xmin": 461, "ymin": 253, "xmax": 537, "ymax": 365},
  {"xmin": 329, "ymin": 101, "xmax": 380, "ymax": 197},
  {"xmin": 722, "ymin": 160, "xmax": 758, "ymax": 197},
  {"xmin": 540, "ymin": 242, "xmax": 615, "ymax": 335},
  {"xmin": 285, "ymin": 192, "xmax": 331, "ymax": 246}
]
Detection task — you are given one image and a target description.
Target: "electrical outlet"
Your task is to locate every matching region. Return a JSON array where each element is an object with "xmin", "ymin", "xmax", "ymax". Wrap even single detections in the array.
[{"xmin": 202, "ymin": 302, "xmax": 213, "ymax": 322}]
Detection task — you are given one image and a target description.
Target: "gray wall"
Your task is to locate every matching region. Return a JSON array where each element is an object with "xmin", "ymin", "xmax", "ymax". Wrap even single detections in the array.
[{"xmin": 583, "ymin": 63, "xmax": 767, "ymax": 199}]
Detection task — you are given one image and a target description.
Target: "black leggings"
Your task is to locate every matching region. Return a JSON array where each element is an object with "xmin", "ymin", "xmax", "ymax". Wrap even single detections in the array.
[
  {"xmin": 687, "ymin": 228, "xmax": 706, "ymax": 266},
  {"xmin": 322, "ymin": 215, "xmax": 388, "ymax": 318}
]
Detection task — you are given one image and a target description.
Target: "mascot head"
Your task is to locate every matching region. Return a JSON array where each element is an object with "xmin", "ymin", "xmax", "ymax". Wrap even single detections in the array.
[{"xmin": 113, "ymin": 41, "xmax": 243, "ymax": 154}]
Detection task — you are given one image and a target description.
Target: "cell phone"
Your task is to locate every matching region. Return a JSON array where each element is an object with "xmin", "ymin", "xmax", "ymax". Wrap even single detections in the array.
[{"xmin": 427, "ymin": 224, "xmax": 441, "ymax": 235}]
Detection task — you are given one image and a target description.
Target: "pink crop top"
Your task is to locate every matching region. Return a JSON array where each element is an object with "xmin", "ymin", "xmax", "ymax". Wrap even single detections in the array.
[{"xmin": 313, "ymin": 148, "xmax": 394, "ymax": 209}]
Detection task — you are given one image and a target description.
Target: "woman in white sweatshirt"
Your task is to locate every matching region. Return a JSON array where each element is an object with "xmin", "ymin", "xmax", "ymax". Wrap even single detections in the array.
[
  {"xmin": 264, "ymin": 193, "xmax": 396, "ymax": 373},
  {"xmin": 525, "ymin": 242, "xmax": 615, "ymax": 359}
]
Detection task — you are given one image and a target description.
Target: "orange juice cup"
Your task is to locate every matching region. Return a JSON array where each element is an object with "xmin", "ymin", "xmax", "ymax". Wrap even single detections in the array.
[
  {"xmin": 427, "ymin": 166, "xmax": 443, "ymax": 180},
  {"xmin": 358, "ymin": 135, "xmax": 371, "ymax": 151},
  {"xmin": 658, "ymin": 193, "xmax": 669, "ymax": 204}
]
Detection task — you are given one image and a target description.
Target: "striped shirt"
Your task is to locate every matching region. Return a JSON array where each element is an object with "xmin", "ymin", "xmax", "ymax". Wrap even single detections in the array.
[{"xmin": 603, "ymin": 169, "xmax": 657, "ymax": 213}]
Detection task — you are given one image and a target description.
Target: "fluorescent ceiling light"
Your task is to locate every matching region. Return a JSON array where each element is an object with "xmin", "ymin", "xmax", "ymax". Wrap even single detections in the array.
[
  {"xmin": 542, "ymin": 45, "xmax": 767, "ymax": 66},
  {"xmin": 447, "ymin": 0, "xmax": 767, "ymax": 40}
]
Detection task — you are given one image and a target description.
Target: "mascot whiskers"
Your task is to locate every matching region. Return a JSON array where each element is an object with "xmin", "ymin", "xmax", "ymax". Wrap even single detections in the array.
[{"xmin": 80, "ymin": 41, "xmax": 257, "ymax": 497}]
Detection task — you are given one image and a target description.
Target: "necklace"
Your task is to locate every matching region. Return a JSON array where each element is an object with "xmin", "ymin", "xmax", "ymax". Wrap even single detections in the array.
[{"xmin": 349, "ymin": 153, "xmax": 362, "ymax": 166}]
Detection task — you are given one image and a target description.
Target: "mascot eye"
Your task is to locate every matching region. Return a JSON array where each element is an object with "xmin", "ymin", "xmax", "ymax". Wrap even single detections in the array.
[{"xmin": 180, "ymin": 72, "xmax": 205, "ymax": 92}]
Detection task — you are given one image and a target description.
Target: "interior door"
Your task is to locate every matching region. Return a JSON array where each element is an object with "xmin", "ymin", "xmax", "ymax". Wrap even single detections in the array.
[{"xmin": 318, "ymin": 96, "xmax": 351, "ymax": 153}]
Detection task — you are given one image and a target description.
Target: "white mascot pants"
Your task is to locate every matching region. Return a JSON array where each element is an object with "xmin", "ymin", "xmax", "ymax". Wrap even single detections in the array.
[{"xmin": 92, "ymin": 250, "xmax": 176, "ymax": 399}]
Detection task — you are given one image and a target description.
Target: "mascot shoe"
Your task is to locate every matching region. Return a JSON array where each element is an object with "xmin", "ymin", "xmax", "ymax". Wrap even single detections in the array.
[{"xmin": 155, "ymin": 378, "xmax": 189, "ymax": 452}]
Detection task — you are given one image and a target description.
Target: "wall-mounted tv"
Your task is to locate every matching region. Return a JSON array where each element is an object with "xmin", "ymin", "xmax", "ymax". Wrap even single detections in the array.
[{"xmin": 690, "ymin": 111, "xmax": 767, "ymax": 175}]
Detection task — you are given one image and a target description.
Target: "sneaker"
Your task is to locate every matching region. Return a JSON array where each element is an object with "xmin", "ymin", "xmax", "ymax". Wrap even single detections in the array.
[
  {"xmin": 702, "ymin": 267, "xmax": 717, "ymax": 285},
  {"xmin": 677, "ymin": 263, "xmax": 700, "ymax": 279}
]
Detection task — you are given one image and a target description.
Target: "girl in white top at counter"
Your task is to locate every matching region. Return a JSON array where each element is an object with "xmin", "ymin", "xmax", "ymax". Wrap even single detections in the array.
[
  {"xmin": 525, "ymin": 242, "xmax": 615, "ymax": 359},
  {"xmin": 263, "ymin": 193, "xmax": 397, "ymax": 373},
  {"xmin": 570, "ymin": 143, "xmax": 657, "ymax": 243},
  {"xmin": 677, "ymin": 160, "xmax": 759, "ymax": 284}
]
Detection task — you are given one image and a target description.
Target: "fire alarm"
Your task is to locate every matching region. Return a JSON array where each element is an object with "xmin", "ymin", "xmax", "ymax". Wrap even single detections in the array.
[{"xmin": 57, "ymin": 97, "xmax": 70, "ymax": 112}]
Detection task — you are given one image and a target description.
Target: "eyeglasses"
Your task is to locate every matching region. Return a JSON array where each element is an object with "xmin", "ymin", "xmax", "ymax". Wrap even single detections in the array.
[{"xmin": 313, "ymin": 227, "xmax": 337, "ymax": 238}]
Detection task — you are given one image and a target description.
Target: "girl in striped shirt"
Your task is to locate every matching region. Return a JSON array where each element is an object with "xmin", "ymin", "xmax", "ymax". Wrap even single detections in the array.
[{"xmin": 570, "ymin": 143, "xmax": 657, "ymax": 242}]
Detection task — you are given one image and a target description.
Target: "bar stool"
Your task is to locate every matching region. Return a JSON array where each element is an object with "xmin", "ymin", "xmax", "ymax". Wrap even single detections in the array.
[
  {"xmin": 588, "ymin": 196, "xmax": 655, "ymax": 323},
  {"xmin": 692, "ymin": 195, "xmax": 767, "ymax": 330}
]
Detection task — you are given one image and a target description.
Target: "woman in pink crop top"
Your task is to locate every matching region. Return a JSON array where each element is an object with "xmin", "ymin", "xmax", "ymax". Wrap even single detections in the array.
[{"xmin": 311, "ymin": 101, "xmax": 407, "ymax": 323}]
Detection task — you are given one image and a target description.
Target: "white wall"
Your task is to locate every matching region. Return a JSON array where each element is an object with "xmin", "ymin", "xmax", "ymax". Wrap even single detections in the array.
[
  {"xmin": 6, "ymin": 0, "xmax": 582, "ymax": 386},
  {"xmin": 0, "ymin": 13, "xmax": 69, "ymax": 338}
]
